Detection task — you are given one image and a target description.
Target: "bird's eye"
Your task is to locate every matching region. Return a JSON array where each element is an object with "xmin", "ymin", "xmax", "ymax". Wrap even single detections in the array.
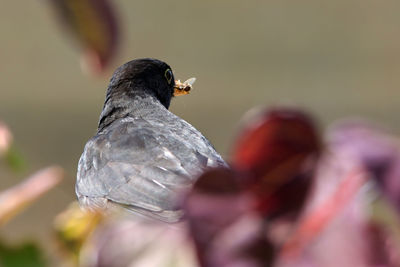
[{"xmin": 164, "ymin": 69, "xmax": 173, "ymax": 85}]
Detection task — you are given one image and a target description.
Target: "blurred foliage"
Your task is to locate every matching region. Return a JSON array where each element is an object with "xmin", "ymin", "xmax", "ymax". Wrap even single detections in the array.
[
  {"xmin": 182, "ymin": 108, "xmax": 400, "ymax": 267},
  {"xmin": 368, "ymin": 192, "xmax": 400, "ymax": 257},
  {"xmin": 2, "ymin": 106, "xmax": 400, "ymax": 266},
  {"xmin": 4, "ymin": 146, "xmax": 26, "ymax": 173},
  {"xmin": 54, "ymin": 203, "xmax": 103, "ymax": 262},
  {"xmin": 0, "ymin": 121, "xmax": 25, "ymax": 172},
  {"xmin": 49, "ymin": 0, "xmax": 119, "ymax": 74},
  {"xmin": 231, "ymin": 108, "xmax": 320, "ymax": 218},
  {"xmin": 0, "ymin": 123, "xmax": 63, "ymax": 267},
  {"xmin": 184, "ymin": 108, "xmax": 319, "ymax": 267},
  {"xmin": 0, "ymin": 242, "xmax": 45, "ymax": 267},
  {"xmin": 0, "ymin": 166, "xmax": 63, "ymax": 227}
]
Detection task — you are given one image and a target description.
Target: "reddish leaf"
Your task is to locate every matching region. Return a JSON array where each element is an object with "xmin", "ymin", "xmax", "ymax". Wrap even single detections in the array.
[
  {"xmin": 232, "ymin": 108, "xmax": 319, "ymax": 181},
  {"xmin": 280, "ymin": 167, "xmax": 367, "ymax": 259},
  {"xmin": 50, "ymin": 0, "xmax": 119, "ymax": 74},
  {"xmin": 255, "ymin": 171, "xmax": 312, "ymax": 219},
  {"xmin": 232, "ymin": 108, "xmax": 320, "ymax": 217}
]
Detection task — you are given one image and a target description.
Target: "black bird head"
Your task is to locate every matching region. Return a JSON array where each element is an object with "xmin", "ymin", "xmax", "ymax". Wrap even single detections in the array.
[
  {"xmin": 98, "ymin": 58, "xmax": 195, "ymax": 132},
  {"xmin": 107, "ymin": 58, "xmax": 176, "ymax": 109}
]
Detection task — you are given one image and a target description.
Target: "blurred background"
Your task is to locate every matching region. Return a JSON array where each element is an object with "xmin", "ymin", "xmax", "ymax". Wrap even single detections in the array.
[{"xmin": 1, "ymin": 0, "xmax": 400, "ymax": 259}]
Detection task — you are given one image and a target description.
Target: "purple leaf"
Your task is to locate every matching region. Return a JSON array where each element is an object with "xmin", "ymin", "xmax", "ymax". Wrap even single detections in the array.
[
  {"xmin": 278, "ymin": 120, "xmax": 400, "ymax": 266},
  {"xmin": 328, "ymin": 121, "xmax": 400, "ymax": 212},
  {"xmin": 184, "ymin": 168, "xmax": 274, "ymax": 267}
]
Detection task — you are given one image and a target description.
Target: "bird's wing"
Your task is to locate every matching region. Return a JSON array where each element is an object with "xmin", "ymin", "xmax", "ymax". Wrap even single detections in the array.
[{"xmin": 76, "ymin": 118, "xmax": 218, "ymax": 222}]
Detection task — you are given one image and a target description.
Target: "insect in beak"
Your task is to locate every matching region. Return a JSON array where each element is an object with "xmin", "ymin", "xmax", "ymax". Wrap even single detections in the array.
[{"xmin": 174, "ymin": 77, "xmax": 196, "ymax": 96}]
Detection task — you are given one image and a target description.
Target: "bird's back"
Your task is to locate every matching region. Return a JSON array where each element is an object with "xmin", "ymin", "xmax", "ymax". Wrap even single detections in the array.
[{"xmin": 76, "ymin": 96, "xmax": 226, "ymax": 222}]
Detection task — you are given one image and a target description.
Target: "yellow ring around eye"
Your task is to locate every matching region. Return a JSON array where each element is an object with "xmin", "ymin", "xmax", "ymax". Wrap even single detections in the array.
[{"xmin": 164, "ymin": 69, "xmax": 173, "ymax": 84}]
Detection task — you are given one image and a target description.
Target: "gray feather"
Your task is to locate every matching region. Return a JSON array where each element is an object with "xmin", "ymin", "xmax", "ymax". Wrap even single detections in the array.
[{"xmin": 76, "ymin": 95, "xmax": 227, "ymax": 222}]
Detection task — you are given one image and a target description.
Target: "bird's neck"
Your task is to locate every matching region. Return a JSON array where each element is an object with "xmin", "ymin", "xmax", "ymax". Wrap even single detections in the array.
[{"xmin": 97, "ymin": 90, "xmax": 167, "ymax": 132}]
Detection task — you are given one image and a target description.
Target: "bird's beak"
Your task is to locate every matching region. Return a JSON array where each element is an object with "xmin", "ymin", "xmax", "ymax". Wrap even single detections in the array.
[{"xmin": 174, "ymin": 77, "xmax": 196, "ymax": 96}]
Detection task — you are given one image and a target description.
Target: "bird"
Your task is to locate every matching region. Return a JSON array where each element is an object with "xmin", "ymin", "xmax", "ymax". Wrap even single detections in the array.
[{"xmin": 76, "ymin": 58, "xmax": 227, "ymax": 223}]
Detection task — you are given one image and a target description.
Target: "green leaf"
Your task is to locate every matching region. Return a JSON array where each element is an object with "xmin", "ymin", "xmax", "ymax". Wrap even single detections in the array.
[
  {"xmin": 4, "ymin": 146, "xmax": 26, "ymax": 172},
  {"xmin": 0, "ymin": 242, "xmax": 46, "ymax": 267}
]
